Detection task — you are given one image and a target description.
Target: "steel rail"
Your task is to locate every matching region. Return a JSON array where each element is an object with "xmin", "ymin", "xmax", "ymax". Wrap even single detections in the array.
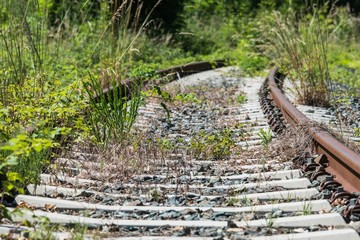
[
  {"xmin": 96, "ymin": 60, "xmax": 226, "ymax": 101},
  {"xmin": 268, "ymin": 67, "xmax": 360, "ymax": 192}
]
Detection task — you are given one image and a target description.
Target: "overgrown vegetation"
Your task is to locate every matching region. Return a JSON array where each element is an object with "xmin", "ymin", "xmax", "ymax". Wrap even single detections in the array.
[
  {"xmin": 84, "ymin": 71, "xmax": 143, "ymax": 146},
  {"xmin": 0, "ymin": 0, "xmax": 359, "ymax": 231},
  {"xmin": 189, "ymin": 129, "xmax": 236, "ymax": 160},
  {"xmin": 261, "ymin": 4, "xmax": 331, "ymax": 106}
]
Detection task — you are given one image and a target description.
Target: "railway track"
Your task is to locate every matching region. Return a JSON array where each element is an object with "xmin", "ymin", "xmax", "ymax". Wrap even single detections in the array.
[{"xmin": 2, "ymin": 63, "xmax": 360, "ymax": 239}]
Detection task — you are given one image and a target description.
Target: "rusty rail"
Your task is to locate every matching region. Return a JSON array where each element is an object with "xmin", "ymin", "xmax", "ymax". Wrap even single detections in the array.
[
  {"xmin": 268, "ymin": 67, "xmax": 360, "ymax": 192},
  {"xmin": 157, "ymin": 60, "xmax": 226, "ymax": 79},
  {"xmin": 96, "ymin": 60, "xmax": 226, "ymax": 101}
]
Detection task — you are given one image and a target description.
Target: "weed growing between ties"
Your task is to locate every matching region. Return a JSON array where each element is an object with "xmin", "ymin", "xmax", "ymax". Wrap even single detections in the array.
[
  {"xmin": 84, "ymin": 71, "xmax": 143, "ymax": 146},
  {"xmin": 188, "ymin": 129, "xmax": 236, "ymax": 160},
  {"xmin": 269, "ymin": 120, "xmax": 360, "ymax": 167},
  {"xmin": 258, "ymin": 128, "xmax": 272, "ymax": 151}
]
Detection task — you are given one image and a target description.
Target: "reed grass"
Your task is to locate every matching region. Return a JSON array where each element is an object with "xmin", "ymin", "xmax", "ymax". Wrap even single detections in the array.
[
  {"xmin": 84, "ymin": 71, "xmax": 142, "ymax": 146},
  {"xmin": 262, "ymin": 3, "xmax": 332, "ymax": 107},
  {"xmin": 83, "ymin": 0, "xmax": 160, "ymax": 146}
]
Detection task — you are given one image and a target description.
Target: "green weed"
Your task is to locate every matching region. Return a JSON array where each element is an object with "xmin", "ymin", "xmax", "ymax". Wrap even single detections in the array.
[
  {"xmin": 302, "ymin": 201, "xmax": 313, "ymax": 215},
  {"xmin": 175, "ymin": 93, "xmax": 201, "ymax": 104},
  {"xmin": 227, "ymin": 197, "xmax": 240, "ymax": 207},
  {"xmin": 241, "ymin": 195, "xmax": 249, "ymax": 206},
  {"xmin": 29, "ymin": 216, "xmax": 62, "ymax": 240},
  {"xmin": 236, "ymin": 94, "xmax": 247, "ymax": 104},
  {"xmin": 189, "ymin": 128, "xmax": 236, "ymax": 160},
  {"xmin": 257, "ymin": 128, "xmax": 272, "ymax": 150},
  {"xmin": 84, "ymin": 71, "xmax": 142, "ymax": 146},
  {"xmin": 354, "ymin": 128, "xmax": 360, "ymax": 138},
  {"xmin": 265, "ymin": 215, "xmax": 277, "ymax": 228},
  {"xmin": 261, "ymin": 3, "xmax": 332, "ymax": 106}
]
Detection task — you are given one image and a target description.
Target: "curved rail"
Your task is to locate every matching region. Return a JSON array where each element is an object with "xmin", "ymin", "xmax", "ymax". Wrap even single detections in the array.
[
  {"xmin": 6, "ymin": 63, "xmax": 360, "ymax": 237},
  {"xmin": 268, "ymin": 67, "xmax": 360, "ymax": 192},
  {"xmin": 96, "ymin": 60, "xmax": 226, "ymax": 101}
]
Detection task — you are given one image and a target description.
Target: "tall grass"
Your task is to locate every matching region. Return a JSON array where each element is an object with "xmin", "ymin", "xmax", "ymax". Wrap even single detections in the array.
[
  {"xmin": 261, "ymin": 4, "xmax": 332, "ymax": 107},
  {"xmin": 84, "ymin": 71, "xmax": 142, "ymax": 145},
  {"xmin": 0, "ymin": 0, "xmax": 160, "ymax": 143},
  {"xmin": 0, "ymin": 0, "xmax": 40, "ymax": 103},
  {"xmin": 0, "ymin": 0, "xmax": 162, "ymax": 192},
  {"xmin": 84, "ymin": 0, "xmax": 160, "ymax": 146}
]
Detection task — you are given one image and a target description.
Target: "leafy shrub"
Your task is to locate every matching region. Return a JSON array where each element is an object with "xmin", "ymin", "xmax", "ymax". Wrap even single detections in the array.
[{"xmin": 0, "ymin": 78, "xmax": 87, "ymax": 188}]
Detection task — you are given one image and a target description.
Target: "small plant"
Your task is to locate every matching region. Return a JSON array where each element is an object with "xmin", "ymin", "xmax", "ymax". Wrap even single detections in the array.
[
  {"xmin": 236, "ymin": 94, "xmax": 247, "ymax": 104},
  {"xmin": 150, "ymin": 188, "xmax": 164, "ymax": 202},
  {"xmin": 241, "ymin": 195, "xmax": 249, "ymax": 206},
  {"xmin": 154, "ymin": 86, "xmax": 173, "ymax": 102},
  {"xmin": 265, "ymin": 215, "xmax": 277, "ymax": 228},
  {"xmin": 257, "ymin": 128, "xmax": 272, "ymax": 150},
  {"xmin": 354, "ymin": 127, "xmax": 360, "ymax": 138},
  {"xmin": 71, "ymin": 224, "xmax": 88, "ymax": 240},
  {"xmin": 174, "ymin": 93, "xmax": 201, "ymax": 104},
  {"xmin": 302, "ymin": 201, "xmax": 313, "ymax": 215},
  {"xmin": 156, "ymin": 137, "xmax": 175, "ymax": 161},
  {"xmin": 227, "ymin": 188, "xmax": 238, "ymax": 197},
  {"xmin": 227, "ymin": 197, "xmax": 240, "ymax": 206},
  {"xmin": 188, "ymin": 128, "xmax": 235, "ymax": 160},
  {"xmin": 29, "ymin": 216, "xmax": 62, "ymax": 239},
  {"xmin": 157, "ymin": 138, "xmax": 175, "ymax": 152}
]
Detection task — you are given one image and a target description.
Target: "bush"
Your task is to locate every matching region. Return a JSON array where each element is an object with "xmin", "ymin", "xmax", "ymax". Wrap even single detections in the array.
[
  {"xmin": 260, "ymin": 4, "xmax": 332, "ymax": 106},
  {"xmin": 0, "ymin": 78, "xmax": 87, "ymax": 188}
]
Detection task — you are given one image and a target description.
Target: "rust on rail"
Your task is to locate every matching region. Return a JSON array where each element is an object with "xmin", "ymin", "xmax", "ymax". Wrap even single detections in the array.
[
  {"xmin": 268, "ymin": 67, "xmax": 360, "ymax": 192},
  {"xmin": 95, "ymin": 60, "xmax": 226, "ymax": 101}
]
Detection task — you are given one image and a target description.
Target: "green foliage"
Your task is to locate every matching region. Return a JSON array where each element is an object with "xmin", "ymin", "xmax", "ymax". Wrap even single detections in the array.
[
  {"xmin": 84, "ymin": 71, "xmax": 142, "ymax": 145},
  {"xmin": 154, "ymin": 86, "xmax": 173, "ymax": 102},
  {"xmin": 260, "ymin": 4, "xmax": 332, "ymax": 106},
  {"xmin": 180, "ymin": 0, "xmax": 238, "ymax": 55},
  {"xmin": 189, "ymin": 128, "xmax": 236, "ymax": 160},
  {"xmin": 128, "ymin": 65, "xmax": 158, "ymax": 79},
  {"xmin": 236, "ymin": 94, "xmax": 247, "ymax": 104},
  {"xmin": 1, "ymin": 134, "xmax": 53, "ymax": 186},
  {"xmin": 29, "ymin": 216, "xmax": 61, "ymax": 239},
  {"xmin": 227, "ymin": 197, "xmax": 240, "ymax": 207},
  {"xmin": 174, "ymin": 93, "xmax": 201, "ymax": 104},
  {"xmin": 0, "ymin": 153, "xmax": 24, "ymax": 201},
  {"xmin": 157, "ymin": 137, "xmax": 175, "ymax": 152},
  {"xmin": 327, "ymin": 43, "xmax": 360, "ymax": 95},
  {"xmin": 265, "ymin": 214, "xmax": 277, "ymax": 228},
  {"xmin": 354, "ymin": 128, "xmax": 360, "ymax": 137},
  {"xmin": 0, "ymin": 77, "xmax": 87, "ymax": 188},
  {"xmin": 302, "ymin": 201, "xmax": 313, "ymax": 215},
  {"xmin": 257, "ymin": 128, "xmax": 272, "ymax": 150}
]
